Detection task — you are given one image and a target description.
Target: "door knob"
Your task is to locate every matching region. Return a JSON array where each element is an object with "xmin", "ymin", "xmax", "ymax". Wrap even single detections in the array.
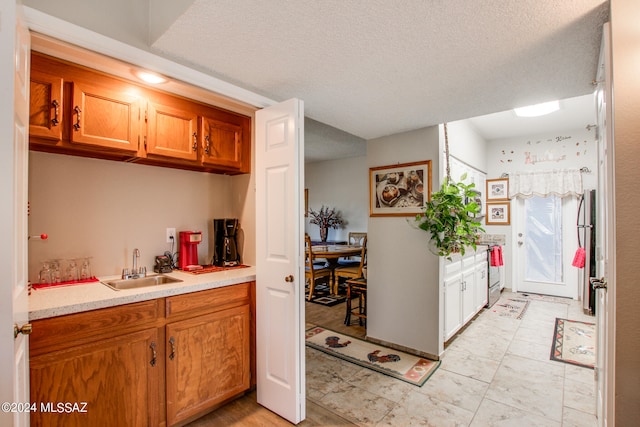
[
  {"xmin": 285, "ymin": 275, "xmax": 294, "ymax": 282},
  {"xmin": 14, "ymin": 323, "xmax": 32, "ymax": 339}
]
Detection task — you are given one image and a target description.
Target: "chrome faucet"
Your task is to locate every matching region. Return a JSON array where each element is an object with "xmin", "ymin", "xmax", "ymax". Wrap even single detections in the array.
[
  {"xmin": 132, "ymin": 248, "xmax": 140, "ymax": 273},
  {"xmin": 122, "ymin": 248, "xmax": 146, "ymax": 279}
]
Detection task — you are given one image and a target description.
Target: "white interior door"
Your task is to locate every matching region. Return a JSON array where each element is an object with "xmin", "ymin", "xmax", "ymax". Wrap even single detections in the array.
[
  {"xmin": 514, "ymin": 195, "xmax": 579, "ymax": 298},
  {"xmin": 255, "ymin": 98, "xmax": 305, "ymax": 424},
  {"xmin": 594, "ymin": 22, "xmax": 613, "ymax": 427},
  {"xmin": 0, "ymin": 4, "xmax": 31, "ymax": 427}
]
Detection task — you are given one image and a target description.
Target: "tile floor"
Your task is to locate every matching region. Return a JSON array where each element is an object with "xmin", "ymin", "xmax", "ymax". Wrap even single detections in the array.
[{"xmin": 306, "ymin": 290, "xmax": 597, "ymax": 426}]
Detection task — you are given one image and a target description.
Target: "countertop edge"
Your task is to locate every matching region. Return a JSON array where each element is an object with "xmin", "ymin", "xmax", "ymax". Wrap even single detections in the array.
[{"xmin": 29, "ymin": 268, "xmax": 256, "ymax": 321}]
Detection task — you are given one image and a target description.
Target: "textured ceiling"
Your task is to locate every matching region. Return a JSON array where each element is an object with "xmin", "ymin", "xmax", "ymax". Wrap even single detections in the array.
[{"xmin": 151, "ymin": 0, "xmax": 608, "ymax": 146}]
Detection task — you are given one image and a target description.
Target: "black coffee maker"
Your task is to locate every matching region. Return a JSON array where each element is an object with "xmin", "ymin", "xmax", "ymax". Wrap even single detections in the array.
[{"xmin": 213, "ymin": 218, "xmax": 241, "ymax": 266}]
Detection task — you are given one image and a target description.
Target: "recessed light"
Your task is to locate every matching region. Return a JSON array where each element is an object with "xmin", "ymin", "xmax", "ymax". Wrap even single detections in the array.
[
  {"xmin": 135, "ymin": 70, "xmax": 167, "ymax": 84},
  {"xmin": 514, "ymin": 100, "xmax": 560, "ymax": 117}
]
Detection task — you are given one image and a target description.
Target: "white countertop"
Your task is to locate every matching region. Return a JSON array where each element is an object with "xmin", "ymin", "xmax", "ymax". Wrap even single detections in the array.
[{"xmin": 29, "ymin": 266, "xmax": 256, "ymax": 321}]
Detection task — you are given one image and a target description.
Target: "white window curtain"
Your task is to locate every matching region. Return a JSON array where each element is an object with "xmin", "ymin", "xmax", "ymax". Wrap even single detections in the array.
[{"xmin": 508, "ymin": 169, "xmax": 583, "ymax": 199}]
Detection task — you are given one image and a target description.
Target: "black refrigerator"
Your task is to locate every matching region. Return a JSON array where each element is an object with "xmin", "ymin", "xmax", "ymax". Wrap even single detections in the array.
[{"xmin": 578, "ymin": 190, "xmax": 597, "ymax": 314}]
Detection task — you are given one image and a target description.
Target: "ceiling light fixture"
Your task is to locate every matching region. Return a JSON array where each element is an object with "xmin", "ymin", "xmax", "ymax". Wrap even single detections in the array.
[
  {"xmin": 514, "ymin": 100, "xmax": 560, "ymax": 117},
  {"xmin": 135, "ymin": 70, "xmax": 167, "ymax": 84}
]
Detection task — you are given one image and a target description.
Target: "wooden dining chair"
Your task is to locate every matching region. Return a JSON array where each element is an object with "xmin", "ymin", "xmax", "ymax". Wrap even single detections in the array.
[
  {"xmin": 338, "ymin": 231, "xmax": 367, "ymax": 267},
  {"xmin": 334, "ymin": 236, "xmax": 367, "ymax": 288},
  {"xmin": 348, "ymin": 232, "xmax": 367, "ymax": 246},
  {"xmin": 305, "ymin": 234, "xmax": 332, "ymax": 301}
]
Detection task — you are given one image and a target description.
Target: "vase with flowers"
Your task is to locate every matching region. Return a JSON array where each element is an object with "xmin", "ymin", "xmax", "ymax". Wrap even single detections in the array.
[{"xmin": 309, "ymin": 205, "xmax": 343, "ymax": 242}]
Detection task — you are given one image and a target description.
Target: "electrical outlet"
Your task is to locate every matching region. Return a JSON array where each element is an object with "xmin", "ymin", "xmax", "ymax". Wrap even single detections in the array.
[{"xmin": 166, "ymin": 228, "xmax": 176, "ymax": 243}]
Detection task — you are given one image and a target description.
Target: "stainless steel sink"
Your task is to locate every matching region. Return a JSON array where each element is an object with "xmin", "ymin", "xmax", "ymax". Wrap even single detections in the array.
[{"xmin": 102, "ymin": 274, "xmax": 183, "ymax": 291}]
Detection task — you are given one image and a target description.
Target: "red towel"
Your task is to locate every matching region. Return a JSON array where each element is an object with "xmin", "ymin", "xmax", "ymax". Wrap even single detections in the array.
[
  {"xmin": 490, "ymin": 246, "xmax": 504, "ymax": 267},
  {"xmin": 572, "ymin": 247, "xmax": 586, "ymax": 268}
]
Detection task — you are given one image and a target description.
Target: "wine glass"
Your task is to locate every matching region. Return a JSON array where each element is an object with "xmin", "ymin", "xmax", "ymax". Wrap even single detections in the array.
[
  {"xmin": 50, "ymin": 259, "xmax": 62, "ymax": 283},
  {"xmin": 39, "ymin": 262, "xmax": 52, "ymax": 285},
  {"xmin": 66, "ymin": 259, "xmax": 79, "ymax": 282},
  {"xmin": 80, "ymin": 257, "xmax": 92, "ymax": 280}
]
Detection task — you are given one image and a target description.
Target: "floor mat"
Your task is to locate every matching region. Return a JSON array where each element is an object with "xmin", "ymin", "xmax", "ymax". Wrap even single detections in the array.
[
  {"xmin": 490, "ymin": 297, "xmax": 530, "ymax": 319},
  {"xmin": 305, "ymin": 325, "xmax": 440, "ymax": 386},
  {"xmin": 550, "ymin": 318, "xmax": 596, "ymax": 369}
]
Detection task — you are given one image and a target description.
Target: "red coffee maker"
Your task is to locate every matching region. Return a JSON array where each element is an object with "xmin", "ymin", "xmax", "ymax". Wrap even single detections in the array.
[{"xmin": 179, "ymin": 231, "xmax": 202, "ymax": 270}]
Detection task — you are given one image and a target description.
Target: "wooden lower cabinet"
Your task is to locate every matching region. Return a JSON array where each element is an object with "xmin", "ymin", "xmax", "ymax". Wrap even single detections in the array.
[
  {"xmin": 30, "ymin": 328, "xmax": 160, "ymax": 427},
  {"xmin": 166, "ymin": 305, "xmax": 250, "ymax": 425},
  {"xmin": 29, "ymin": 282, "xmax": 254, "ymax": 427}
]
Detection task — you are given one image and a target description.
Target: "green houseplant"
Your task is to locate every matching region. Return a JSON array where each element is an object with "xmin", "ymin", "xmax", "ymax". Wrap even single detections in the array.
[{"xmin": 413, "ymin": 124, "xmax": 484, "ymax": 258}]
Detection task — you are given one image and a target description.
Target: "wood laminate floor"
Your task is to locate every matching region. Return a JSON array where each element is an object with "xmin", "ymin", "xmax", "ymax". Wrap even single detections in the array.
[{"xmin": 186, "ymin": 390, "xmax": 356, "ymax": 426}]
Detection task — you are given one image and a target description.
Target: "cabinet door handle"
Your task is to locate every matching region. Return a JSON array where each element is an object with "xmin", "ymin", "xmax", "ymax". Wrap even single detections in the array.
[
  {"xmin": 73, "ymin": 106, "xmax": 81, "ymax": 131},
  {"xmin": 51, "ymin": 100, "xmax": 60, "ymax": 126},
  {"xmin": 192, "ymin": 133, "xmax": 197, "ymax": 151},
  {"xmin": 204, "ymin": 135, "xmax": 211, "ymax": 154},
  {"xmin": 169, "ymin": 336, "xmax": 176, "ymax": 360},
  {"xmin": 149, "ymin": 341, "xmax": 157, "ymax": 367}
]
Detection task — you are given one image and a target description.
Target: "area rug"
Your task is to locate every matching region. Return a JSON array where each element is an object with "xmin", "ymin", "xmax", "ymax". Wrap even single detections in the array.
[
  {"xmin": 306, "ymin": 283, "xmax": 347, "ymax": 306},
  {"xmin": 491, "ymin": 297, "xmax": 530, "ymax": 319},
  {"xmin": 305, "ymin": 325, "xmax": 440, "ymax": 386},
  {"xmin": 550, "ymin": 318, "xmax": 596, "ymax": 369}
]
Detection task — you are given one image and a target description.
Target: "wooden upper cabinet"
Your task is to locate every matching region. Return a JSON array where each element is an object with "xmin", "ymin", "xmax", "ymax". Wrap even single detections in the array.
[
  {"xmin": 70, "ymin": 77, "xmax": 141, "ymax": 154},
  {"xmin": 201, "ymin": 116, "xmax": 244, "ymax": 170},
  {"xmin": 146, "ymin": 97, "xmax": 199, "ymax": 162},
  {"xmin": 29, "ymin": 68, "xmax": 63, "ymax": 141},
  {"xmin": 199, "ymin": 105, "xmax": 251, "ymax": 173},
  {"xmin": 29, "ymin": 51, "xmax": 253, "ymax": 174}
]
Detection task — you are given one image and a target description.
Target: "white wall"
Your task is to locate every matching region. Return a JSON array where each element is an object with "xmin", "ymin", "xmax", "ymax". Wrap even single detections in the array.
[
  {"xmin": 446, "ymin": 120, "xmax": 488, "ymax": 174},
  {"xmin": 28, "ymin": 151, "xmax": 248, "ymax": 281},
  {"xmin": 367, "ymin": 126, "xmax": 441, "ymax": 356},
  {"xmin": 484, "ymin": 126, "xmax": 597, "ymax": 288},
  {"xmin": 24, "ymin": 0, "xmax": 151, "ymax": 49},
  {"xmin": 304, "ymin": 156, "xmax": 368, "ymax": 241}
]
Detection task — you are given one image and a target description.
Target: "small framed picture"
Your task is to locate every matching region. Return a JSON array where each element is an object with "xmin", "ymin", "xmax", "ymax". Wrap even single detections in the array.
[
  {"xmin": 486, "ymin": 178, "xmax": 509, "ymax": 201},
  {"xmin": 486, "ymin": 202, "xmax": 510, "ymax": 225}
]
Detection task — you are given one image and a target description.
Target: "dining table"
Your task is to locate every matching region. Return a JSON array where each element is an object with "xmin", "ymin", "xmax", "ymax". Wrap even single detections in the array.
[{"xmin": 310, "ymin": 244, "xmax": 362, "ymax": 294}]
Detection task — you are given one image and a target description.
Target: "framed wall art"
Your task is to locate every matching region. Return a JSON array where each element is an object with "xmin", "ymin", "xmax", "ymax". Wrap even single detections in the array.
[
  {"xmin": 369, "ymin": 160, "xmax": 432, "ymax": 217},
  {"xmin": 486, "ymin": 202, "xmax": 510, "ymax": 225},
  {"xmin": 486, "ymin": 178, "xmax": 509, "ymax": 201},
  {"xmin": 304, "ymin": 188, "xmax": 309, "ymax": 217}
]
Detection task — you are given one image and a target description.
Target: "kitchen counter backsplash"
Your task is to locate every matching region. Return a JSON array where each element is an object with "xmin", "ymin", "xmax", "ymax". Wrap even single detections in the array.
[{"xmin": 29, "ymin": 266, "xmax": 256, "ymax": 321}]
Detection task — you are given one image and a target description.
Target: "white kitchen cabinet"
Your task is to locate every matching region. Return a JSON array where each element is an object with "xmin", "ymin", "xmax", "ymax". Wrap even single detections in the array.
[
  {"xmin": 444, "ymin": 273, "xmax": 463, "ymax": 341},
  {"xmin": 442, "ymin": 246, "xmax": 488, "ymax": 342},
  {"xmin": 461, "ymin": 267, "xmax": 476, "ymax": 324}
]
